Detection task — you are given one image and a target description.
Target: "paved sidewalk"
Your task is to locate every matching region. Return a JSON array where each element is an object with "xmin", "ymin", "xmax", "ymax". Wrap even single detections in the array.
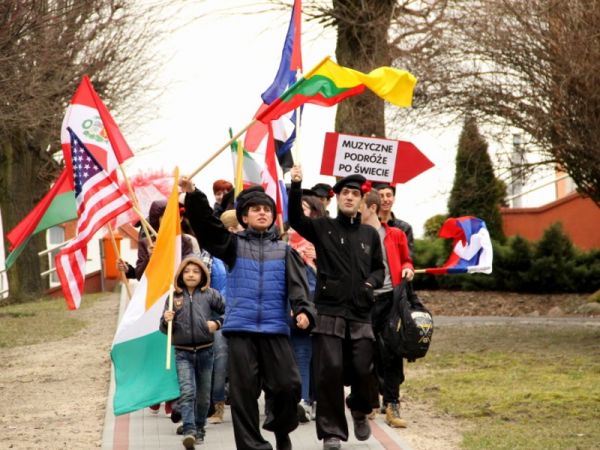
[{"xmin": 102, "ymin": 285, "xmax": 413, "ymax": 450}]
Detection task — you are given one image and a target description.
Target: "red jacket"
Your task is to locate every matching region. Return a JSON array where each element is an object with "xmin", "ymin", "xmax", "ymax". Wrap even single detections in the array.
[{"xmin": 381, "ymin": 223, "xmax": 414, "ymax": 286}]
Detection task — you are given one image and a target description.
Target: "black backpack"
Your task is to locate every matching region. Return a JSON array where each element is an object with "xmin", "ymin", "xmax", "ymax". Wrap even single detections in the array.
[{"xmin": 381, "ymin": 280, "xmax": 433, "ymax": 362}]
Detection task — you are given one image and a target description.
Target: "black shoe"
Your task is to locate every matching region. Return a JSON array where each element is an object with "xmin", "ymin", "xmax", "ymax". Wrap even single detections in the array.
[
  {"xmin": 275, "ymin": 432, "xmax": 292, "ymax": 450},
  {"xmin": 351, "ymin": 411, "xmax": 371, "ymax": 441},
  {"xmin": 171, "ymin": 408, "xmax": 182, "ymax": 424},
  {"xmin": 176, "ymin": 424, "xmax": 184, "ymax": 435},
  {"xmin": 322, "ymin": 437, "xmax": 341, "ymax": 450},
  {"xmin": 297, "ymin": 403, "xmax": 309, "ymax": 423}
]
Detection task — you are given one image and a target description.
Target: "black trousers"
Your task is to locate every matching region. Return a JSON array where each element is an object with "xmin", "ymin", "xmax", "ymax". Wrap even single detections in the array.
[
  {"xmin": 227, "ymin": 333, "xmax": 301, "ymax": 450},
  {"xmin": 380, "ymin": 337, "xmax": 404, "ymax": 404},
  {"xmin": 313, "ymin": 333, "xmax": 373, "ymax": 441}
]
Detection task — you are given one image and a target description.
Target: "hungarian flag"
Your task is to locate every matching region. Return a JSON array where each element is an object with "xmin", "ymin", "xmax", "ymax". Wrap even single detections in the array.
[
  {"xmin": 61, "ymin": 75, "xmax": 134, "ymax": 177},
  {"xmin": 55, "ymin": 129, "xmax": 132, "ymax": 309},
  {"xmin": 4, "ymin": 169, "xmax": 77, "ymax": 269},
  {"xmin": 111, "ymin": 168, "xmax": 181, "ymax": 415},
  {"xmin": 423, "ymin": 217, "xmax": 493, "ymax": 275},
  {"xmin": 256, "ymin": 57, "xmax": 417, "ymax": 124}
]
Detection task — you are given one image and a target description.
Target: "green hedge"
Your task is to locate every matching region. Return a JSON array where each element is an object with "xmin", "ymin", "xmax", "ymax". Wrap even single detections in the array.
[{"xmin": 412, "ymin": 223, "xmax": 600, "ymax": 293}]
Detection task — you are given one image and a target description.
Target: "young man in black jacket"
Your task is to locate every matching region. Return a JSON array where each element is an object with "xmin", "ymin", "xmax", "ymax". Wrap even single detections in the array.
[{"xmin": 288, "ymin": 167, "xmax": 385, "ymax": 450}]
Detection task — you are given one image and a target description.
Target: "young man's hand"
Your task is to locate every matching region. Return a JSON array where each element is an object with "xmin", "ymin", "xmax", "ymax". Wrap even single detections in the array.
[
  {"xmin": 179, "ymin": 176, "xmax": 195, "ymax": 193},
  {"xmin": 116, "ymin": 258, "xmax": 128, "ymax": 272},
  {"xmin": 402, "ymin": 268, "xmax": 415, "ymax": 281},
  {"xmin": 290, "ymin": 165, "xmax": 303, "ymax": 182},
  {"xmin": 296, "ymin": 312, "xmax": 310, "ymax": 330},
  {"xmin": 207, "ymin": 321, "xmax": 219, "ymax": 333},
  {"xmin": 163, "ymin": 310, "xmax": 175, "ymax": 322}
]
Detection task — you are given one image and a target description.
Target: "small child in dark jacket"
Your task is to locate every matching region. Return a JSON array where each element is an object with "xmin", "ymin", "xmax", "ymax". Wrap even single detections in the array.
[{"xmin": 160, "ymin": 256, "xmax": 225, "ymax": 450}]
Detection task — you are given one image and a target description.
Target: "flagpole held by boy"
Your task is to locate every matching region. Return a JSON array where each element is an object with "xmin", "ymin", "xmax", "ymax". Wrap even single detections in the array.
[{"xmin": 165, "ymin": 283, "xmax": 175, "ymax": 369}]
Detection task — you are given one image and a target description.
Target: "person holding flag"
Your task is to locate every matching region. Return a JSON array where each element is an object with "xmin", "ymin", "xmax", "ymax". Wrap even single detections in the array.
[
  {"xmin": 180, "ymin": 177, "xmax": 315, "ymax": 450},
  {"xmin": 288, "ymin": 167, "xmax": 384, "ymax": 450},
  {"xmin": 160, "ymin": 256, "xmax": 225, "ymax": 448}
]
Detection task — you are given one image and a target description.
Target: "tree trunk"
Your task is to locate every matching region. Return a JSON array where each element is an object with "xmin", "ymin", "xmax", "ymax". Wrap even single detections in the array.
[
  {"xmin": 333, "ymin": 0, "xmax": 395, "ymax": 137},
  {"xmin": 1, "ymin": 136, "xmax": 50, "ymax": 301}
]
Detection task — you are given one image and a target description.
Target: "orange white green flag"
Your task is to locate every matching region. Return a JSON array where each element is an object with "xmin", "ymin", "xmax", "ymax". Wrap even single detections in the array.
[{"xmin": 110, "ymin": 168, "xmax": 181, "ymax": 416}]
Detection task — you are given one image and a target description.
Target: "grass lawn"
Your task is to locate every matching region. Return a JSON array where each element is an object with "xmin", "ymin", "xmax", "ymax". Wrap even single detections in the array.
[
  {"xmin": 403, "ymin": 323, "xmax": 600, "ymax": 450},
  {"xmin": 0, "ymin": 293, "xmax": 105, "ymax": 348}
]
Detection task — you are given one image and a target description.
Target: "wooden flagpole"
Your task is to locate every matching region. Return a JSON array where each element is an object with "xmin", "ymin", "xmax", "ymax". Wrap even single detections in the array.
[
  {"xmin": 189, "ymin": 120, "xmax": 257, "ymax": 179},
  {"xmin": 165, "ymin": 284, "xmax": 175, "ymax": 369},
  {"xmin": 107, "ymin": 224, "xmax": 133, "ymax": 300},
  {"xmin": 118, "ymin": 164, "xmax": 157, "ymax": 239}
]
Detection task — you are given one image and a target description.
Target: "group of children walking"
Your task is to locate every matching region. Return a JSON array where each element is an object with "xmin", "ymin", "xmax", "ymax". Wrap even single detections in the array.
[{"xmin": 145, "ymin": 171, "xmax": 414, "ymax": 450}]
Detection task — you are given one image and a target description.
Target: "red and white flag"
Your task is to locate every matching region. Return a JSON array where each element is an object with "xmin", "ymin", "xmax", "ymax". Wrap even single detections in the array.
[
  {"xmin": 55, "ymin": 128, "xmax": 132, "ymax": 309},
  {"xmin": 61, "ymin": 75, "xmax": 134, "ymax": 177}
]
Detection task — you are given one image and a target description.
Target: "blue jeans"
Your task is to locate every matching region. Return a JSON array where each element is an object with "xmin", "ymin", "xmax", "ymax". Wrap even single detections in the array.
[
  {"xmin": 175, "ymin": 347, "xmax": 214, "ymax": 437},
  {"xmin": 290, "ymin": 331, "xmax": 312, "ymax": 402},
  {"xmin": 211, "ymin": 330, "xmax": 228, "ymax": 402}
]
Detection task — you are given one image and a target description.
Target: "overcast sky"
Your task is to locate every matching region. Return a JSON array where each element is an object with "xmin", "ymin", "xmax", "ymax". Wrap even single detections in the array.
[{"xmin": 123, "ymin": 0, "xmax": 468, "ymax": 237}]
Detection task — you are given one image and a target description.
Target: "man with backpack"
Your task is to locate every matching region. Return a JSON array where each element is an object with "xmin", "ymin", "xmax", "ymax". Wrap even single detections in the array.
[{"xmin": 361, "ymin": 190, "xmax": 414, "ymax": 428}]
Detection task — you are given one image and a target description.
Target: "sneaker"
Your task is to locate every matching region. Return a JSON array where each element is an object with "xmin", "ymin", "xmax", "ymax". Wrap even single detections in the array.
[
  {"xmin": 297, "ymin": 403, "xmax": 309, "ymax": 423},
  {"xmin": 195, "ymin": 434, "xmax": 204, "ymax": 445},
  {"xmin": 149, "ymin": 403, "xmax": 160, "ymax": 414},
  {"xmin": 165, "ymin": 400, "xmax": 174, "ymax": 417},
  {"xmin": 384, "ymin": 402, "xmax": 407, "ymax": 428},
  {"xmin": 275, "ymin": 432, "xmax": 292, "ymax": 450},
  {"xmin": 176, "ymin": 425, "xmax": 184, "ymax": 435},
  {"xmin": 323, "ymin": 437, "xmax": 341, "ymax": 450},
  {"xmin": 182, "ymin": 434, "xmax": 196, "ymax": 449},
  {"xmin": 351, "ymin": 411, "xmax": 371, "ymax": 441}
]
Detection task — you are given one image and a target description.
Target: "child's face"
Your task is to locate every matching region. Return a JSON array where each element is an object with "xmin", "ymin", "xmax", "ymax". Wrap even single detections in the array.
[{"xmin": 182, "ymin": 263, "xmax": 202, "ymax": 289}]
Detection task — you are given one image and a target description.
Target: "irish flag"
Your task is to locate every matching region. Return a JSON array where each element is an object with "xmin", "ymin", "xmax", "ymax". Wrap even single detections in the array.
[
  {"xmin": 5, "ymin": 169, "xmax": 77, "ymax": 269},
  {"xmin": 110, "ymin": 169, "xmax": 181, "ymax": 416},
  {"xmin": 257, "ymin": 56, "xmax": 417, "ymax": 124}
]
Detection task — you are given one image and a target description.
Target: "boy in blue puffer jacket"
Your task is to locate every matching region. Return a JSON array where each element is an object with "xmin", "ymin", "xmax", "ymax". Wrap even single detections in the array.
[
  {"xmin": 180, "ymin": 177, "xmax": 315, "ymax": 450},
  {"xmin": 160, "ymin": 256, "xmax": 225, "ymax": 449}
]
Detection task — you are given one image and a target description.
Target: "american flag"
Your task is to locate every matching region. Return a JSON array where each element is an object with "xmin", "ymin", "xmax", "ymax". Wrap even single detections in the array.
[{"xmin": 55, "ymin": 128, "xmax": 132, "ymax": 309}]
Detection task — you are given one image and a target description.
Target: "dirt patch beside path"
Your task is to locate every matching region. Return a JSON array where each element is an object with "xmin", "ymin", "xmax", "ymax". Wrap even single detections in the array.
[
  {"xmin": 419, "ymin": 290, "xmax": 591, "ymax": 317},
  {"xmin": 0, "ymin": 294, "xmax": 119, "ymax": 450}
]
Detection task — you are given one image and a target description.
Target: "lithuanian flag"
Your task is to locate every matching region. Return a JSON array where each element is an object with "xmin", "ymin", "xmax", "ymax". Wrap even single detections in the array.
[
  {"xmin": 5, "ymin": 169, "xmax": 77, "ymax": 269},
  {"xmin": 257, "ymin": 56, "xmax": 417, "ymax": 124},
  {"xmin": 110, "ymin": 168, "xmax": 181, "ymax": 416}
]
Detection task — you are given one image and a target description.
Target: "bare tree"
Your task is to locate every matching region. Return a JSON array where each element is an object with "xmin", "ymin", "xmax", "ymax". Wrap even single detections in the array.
[
  {"xmin": 0, "ymin": 1, "xmax": 173, "ymax": 300},
  {"xmin": 398, "ymin": 0, "xmax": 600, "ymax": 204}
]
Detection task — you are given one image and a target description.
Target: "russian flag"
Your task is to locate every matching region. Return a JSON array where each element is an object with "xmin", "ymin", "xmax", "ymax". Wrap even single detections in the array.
[{"xmin": 425, "ymin": 216, "xmax": 493, "ymax": 275}]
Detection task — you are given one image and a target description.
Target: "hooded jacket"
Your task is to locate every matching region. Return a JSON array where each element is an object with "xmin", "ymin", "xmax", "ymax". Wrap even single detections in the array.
[
  {"xmin": 288, "ymin": 180, "xmax": 385, "ymax": 323},
  {"xmin": 183, "ymin": 187, "xmax": 316, "ymax": 335},
  {"xmin": 159, "ymin": 257, "xmax": 225, "ymax": 347}
]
